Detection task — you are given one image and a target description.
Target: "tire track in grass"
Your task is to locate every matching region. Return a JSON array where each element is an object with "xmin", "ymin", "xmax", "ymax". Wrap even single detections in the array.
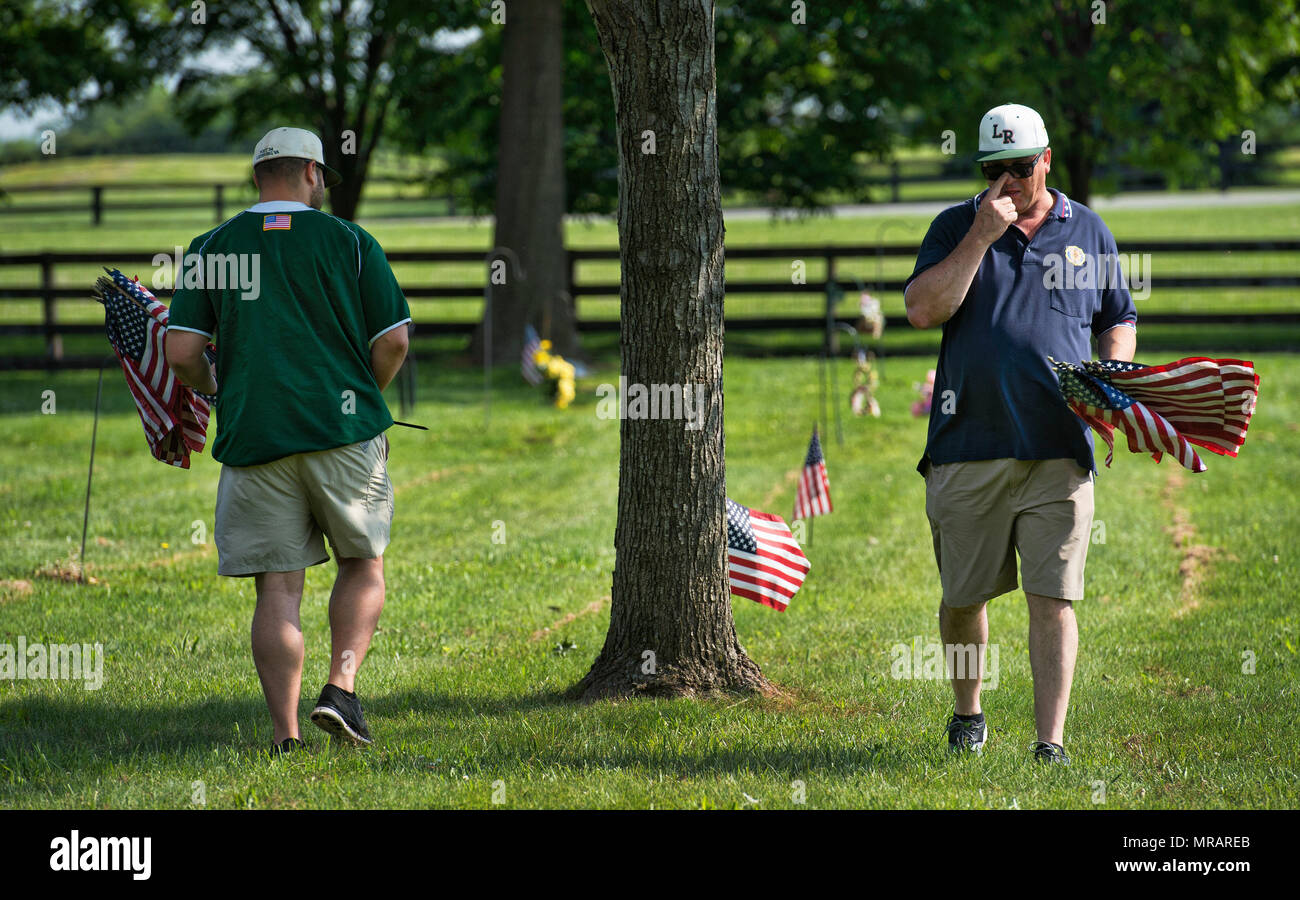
[
  {"xmin": 1159, "ymin": 466, "xmax": 1221, "ymax": 618},
  {"xmin": 530, "ymin": 596, "xmax": 608, "ymax": 642},
  {"xmin": 394, "ymin": 463, "xmax": 480, "ymax": 495}
]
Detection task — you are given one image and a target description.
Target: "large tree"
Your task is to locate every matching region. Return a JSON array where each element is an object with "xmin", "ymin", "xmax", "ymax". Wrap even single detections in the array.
[
  {"xmin": 575, "ymin": 0, "xmax": 768, "ymax": 700},
  {"xmin": 468, "ymin": 0, "xmax": 574, "ymax": 364}
]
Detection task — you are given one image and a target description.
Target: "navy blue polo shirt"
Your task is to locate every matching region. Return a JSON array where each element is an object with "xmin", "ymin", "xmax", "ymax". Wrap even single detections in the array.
[{"xmin": 907, "ymin": 188, "xmax": 1137, "ymax": 475}]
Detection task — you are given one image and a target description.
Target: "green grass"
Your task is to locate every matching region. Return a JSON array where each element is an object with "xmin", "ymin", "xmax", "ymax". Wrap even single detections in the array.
[{"xmin": 0, "ymin": 352, "xmax": 1296, "ymax": 809}]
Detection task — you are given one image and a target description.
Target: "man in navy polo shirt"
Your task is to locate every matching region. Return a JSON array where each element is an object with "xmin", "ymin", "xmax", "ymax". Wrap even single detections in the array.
[{"xmin": 905, "ymin": 103, "xmax": 1137, "ymax": 764}]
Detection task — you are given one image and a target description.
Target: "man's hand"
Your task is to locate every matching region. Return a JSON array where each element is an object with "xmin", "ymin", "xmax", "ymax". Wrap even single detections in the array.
[{"xmin": 971, "ymin": 172, "xmax": 1017, "ymax": 245}]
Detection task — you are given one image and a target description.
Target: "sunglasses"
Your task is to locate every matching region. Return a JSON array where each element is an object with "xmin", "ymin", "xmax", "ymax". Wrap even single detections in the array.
[{"xmin": 980, "ymin": 151, "xmax": 1044, "ymax": 181}]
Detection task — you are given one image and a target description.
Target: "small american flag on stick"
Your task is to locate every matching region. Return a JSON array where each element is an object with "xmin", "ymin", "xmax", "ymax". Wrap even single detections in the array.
[
  {"xmin": 521, "ymin": 323, "xmax": 543, "ymax": 385},
  {"xmin": 93, "ymin": 268, "xmax": 213, "ymax": 468},
  {"xmin": 793, "ymin": 425, "xmax": 832, "ymax": 520},
  {"xmin": 727, "ymin": 498, "xmax": 810, "ymax": 611},
  {"xmin": 1050, "ymin": 356, "xmax": 1259, "ymax": 473}
]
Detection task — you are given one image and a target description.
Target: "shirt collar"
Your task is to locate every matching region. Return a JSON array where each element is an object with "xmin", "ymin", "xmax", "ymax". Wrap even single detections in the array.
[
  {"xmin": 247, "ymin": 200, "xmax": 312, "ymax": 213},
  {"xmin": 973, "ymin": 187, "xmax": 1072, "ymax": 220}
]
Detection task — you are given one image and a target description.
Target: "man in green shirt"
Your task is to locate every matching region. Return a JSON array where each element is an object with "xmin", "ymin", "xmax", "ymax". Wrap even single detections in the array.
[{"xmin": 166, "ymin": 126, "xmax": 411, "ymax": 755}]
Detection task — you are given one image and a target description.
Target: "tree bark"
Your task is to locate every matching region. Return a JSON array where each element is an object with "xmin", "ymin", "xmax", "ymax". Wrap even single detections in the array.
[
  {"xmin": 470, "ymin": 0, "xmax": 576, "ymax": 364},
  {"xmin": 574, "ymin": 0, "xmax": 770, "ymax": 700}
]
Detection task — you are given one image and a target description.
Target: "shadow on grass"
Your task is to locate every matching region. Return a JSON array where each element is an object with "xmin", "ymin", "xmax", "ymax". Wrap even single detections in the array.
[{"xmin": 0, "ymin": 684, "xmax": 917, "ymax": 783}]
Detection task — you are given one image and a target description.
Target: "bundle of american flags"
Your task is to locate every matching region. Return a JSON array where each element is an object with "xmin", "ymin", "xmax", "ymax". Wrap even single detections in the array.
[
  {"xmin": 793, "ymin": 425, "xmax": 832, "ymax": 520},
  {"xmin": 1050, "ymin": 356, "xmax": 1259, "ymax": 473},
  {"xmin": 727, "ymin": 498, "xmax": 810, "ymax": 611},
  {"xmin": 93, "ymin": 268, "xmax": 214, "ymax": 469}
]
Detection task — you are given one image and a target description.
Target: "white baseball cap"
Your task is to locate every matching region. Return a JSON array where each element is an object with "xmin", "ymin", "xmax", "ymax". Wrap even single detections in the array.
[
  {"xmin": 975, "ymin": 104, "xmax": 1049, "ymax": 162},
  {"xmin": 252, "ymin": 127, "xmax": 342, "ymax": 188}
]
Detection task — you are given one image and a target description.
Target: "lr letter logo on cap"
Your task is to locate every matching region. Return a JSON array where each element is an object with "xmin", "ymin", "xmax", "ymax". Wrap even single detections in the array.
[{"xmin": 992, "ymin": 124, "xmax": 1015, "ymax": 144}]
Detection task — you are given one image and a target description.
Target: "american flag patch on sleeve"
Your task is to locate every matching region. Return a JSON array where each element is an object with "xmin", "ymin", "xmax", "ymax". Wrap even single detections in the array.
[{"xmin": 263, "ymin": 214, "xmax": 292, "ymax": 231}]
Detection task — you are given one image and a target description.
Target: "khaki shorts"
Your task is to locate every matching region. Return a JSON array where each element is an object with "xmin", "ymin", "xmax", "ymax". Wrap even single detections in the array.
[
  {"xmin": 214, "ymin": 435, "xmax": 393, "ymax": 577},
  {"xmin": 923, "ymin": 457, "xmax": 1093, "ymax": 606}
]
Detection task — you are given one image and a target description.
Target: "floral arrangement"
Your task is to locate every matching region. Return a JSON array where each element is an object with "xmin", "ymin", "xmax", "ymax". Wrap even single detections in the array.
[
  {"xmin": 912, "ymin": 369, "xmax": 936, "ymax": 417},
  {"xmin": 850, "ymin": 349, "xmax": 881, "ymax": 417},
  {"xmin": 533, "ymin": 339, "xmax": 576, "ymax": 409},
  {"xmin": 857, "ymin": 292, "xmax": 885, "ymax": 340}
]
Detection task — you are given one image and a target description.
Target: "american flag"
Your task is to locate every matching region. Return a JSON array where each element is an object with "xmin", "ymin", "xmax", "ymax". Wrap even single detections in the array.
[
  {"xmin": 1051, "ymin": 356, "xmax": 1259, "ymax": 473},
  {"xmin": 93, "ymin": 268, "xmax": 213, "ymax": 468},
  {"xmin": 727, "ymin": 498, "xmax": 810, "ymax": 611},
  {"xmin": 262, "ymin": 214, "xmax": 292, "ymax": 231},
  {"xmin": 793, "ymin": 425, "xmax": 832, "ymax": 520},
  {"xmin": 521, "ymin": 323, "xmax": 543, "ymax": 385}
]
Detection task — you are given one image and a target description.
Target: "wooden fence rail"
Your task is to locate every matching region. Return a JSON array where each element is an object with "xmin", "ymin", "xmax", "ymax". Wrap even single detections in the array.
[{"xmin": 2, "ymin": 241, "xmax": 1298, "ymax": 369}]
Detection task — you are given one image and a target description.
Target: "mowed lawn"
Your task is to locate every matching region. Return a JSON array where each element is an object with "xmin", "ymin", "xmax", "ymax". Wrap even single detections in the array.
[{"xmin": 0, "ymin": 350, "xmax": 1296, "ymax": 809}]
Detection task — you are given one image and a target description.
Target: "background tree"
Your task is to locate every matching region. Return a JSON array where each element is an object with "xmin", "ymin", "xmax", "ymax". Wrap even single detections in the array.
[
  {"xmin": 468, "ymin": 0, "xmax": 574, "ymax": 365},
  {"xmin": 0, "ymin": 0, "xmax": 169, "ymax": 111},
  {"xmin": 173, "ymin": 0, "xmax": 453, "ymax": 221},
  {"xmin": 911, "ymin": 0, "xmax": 1300, "ymax": 204},
  {"xmin": 575, "ymin": 0, "xmax": 768, "ymax": 700}
]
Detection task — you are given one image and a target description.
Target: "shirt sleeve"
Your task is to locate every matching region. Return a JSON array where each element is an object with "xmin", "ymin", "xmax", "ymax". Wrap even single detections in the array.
[
  {"xmin": 906, "ymin": 204, "xmax": 973, "ymax": 291},
  {"xmin": 1091, "ymin": 227, "xmax": 1138, "ymax": 336},
  {"xmin": 357, "ymin": 229, "xmax": 411, "ymax": 346},
  {"xmin": 168, "ymin": 238, "xmax": 217, "ymax": 339}
]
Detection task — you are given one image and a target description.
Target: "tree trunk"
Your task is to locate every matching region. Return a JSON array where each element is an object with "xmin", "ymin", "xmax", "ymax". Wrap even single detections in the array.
[
  {"xmin": 325, "ymin": 139, "xmax": 370, "ymax": 222},
  {"xmin": 574, "ymin": 0, "xmax": 770, "ymax": 701},
  {"xmin": 470, "ymin": 0, "xmax": 576, "ymax": 365},
  {"xmin": 1064, "ymin": 150, "xmax": 1092, "ymax": 207}
]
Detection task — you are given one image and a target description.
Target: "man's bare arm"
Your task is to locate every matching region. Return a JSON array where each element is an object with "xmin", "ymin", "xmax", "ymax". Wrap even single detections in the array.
[
  {"xmin": 165, "ymin": 330, "xmax": 218, "ymax": 394},
  {"xmin": 370, "ymin": 325, "xmax": 409, "ymax": 391},
  {"xmin": 905, "ymin": 172, "xmax": 1017, "ymax": 329},
  {"xmin": 1097, "ymin": 324, "xmax": 1136, "ymax": 362}
]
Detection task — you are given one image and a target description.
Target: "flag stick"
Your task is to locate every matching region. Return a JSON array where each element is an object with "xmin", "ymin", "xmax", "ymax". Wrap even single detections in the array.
[
  {"xmin": 79, "ymin": 362, "xmax": 105, "ymax": 583},
  {"xmin": 817, "ymin": 354, "xmax": 828, "ymax": 440},
  {"xmin": 483, "ymin": 279, "xmax": 492, "ymax": 431},
  {"xmin": 828, "ymin": 349, "xmax": 843, "ymax": 446}
]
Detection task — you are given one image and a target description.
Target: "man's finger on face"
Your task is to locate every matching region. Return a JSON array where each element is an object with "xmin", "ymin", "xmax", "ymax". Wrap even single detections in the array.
[{"xmin": 989, "ymin": 171, "xmax": 1012, "ymax": 198}]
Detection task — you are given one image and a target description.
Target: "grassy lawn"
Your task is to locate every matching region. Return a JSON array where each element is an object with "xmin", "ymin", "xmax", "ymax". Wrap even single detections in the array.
[{"xmin": 0, "ymin": 350, "xmax": 1295, "ymax": 809}]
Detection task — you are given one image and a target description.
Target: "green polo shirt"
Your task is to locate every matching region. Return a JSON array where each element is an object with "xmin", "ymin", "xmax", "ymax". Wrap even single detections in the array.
[{"xmin": 169, "ymin": 200, "xmax": 410, "ymax": 467}]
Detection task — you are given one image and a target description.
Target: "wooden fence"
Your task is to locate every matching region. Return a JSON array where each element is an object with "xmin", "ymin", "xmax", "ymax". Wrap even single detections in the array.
[{"xmin": 1, "ymin": 240, "xmax": 1298, "ymax": 369}]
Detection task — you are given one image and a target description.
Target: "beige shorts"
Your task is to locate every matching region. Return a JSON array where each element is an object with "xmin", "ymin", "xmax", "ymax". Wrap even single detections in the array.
[
  {"xmin": 214, "ymin": 435, "xmax": 393, "ymax": 577},
  {"xmin": 923, "ymin": 457, "xmax": 1093, "ymax": 606}
]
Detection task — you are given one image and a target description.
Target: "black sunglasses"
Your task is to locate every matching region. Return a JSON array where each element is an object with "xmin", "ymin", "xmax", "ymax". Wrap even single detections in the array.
[{"xmin": 980, "ymin": 151, "xmax": 1044, "ymax": 181}]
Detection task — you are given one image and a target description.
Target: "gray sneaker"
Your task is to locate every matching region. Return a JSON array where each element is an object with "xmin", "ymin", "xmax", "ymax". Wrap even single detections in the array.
[
  {"xmin": 1031, "ymin": 740, "xmax": 1070, "ymax": 765},
  {"xmin": 946, "ymin": 713, "xmax": 987, "ymax": 754}
]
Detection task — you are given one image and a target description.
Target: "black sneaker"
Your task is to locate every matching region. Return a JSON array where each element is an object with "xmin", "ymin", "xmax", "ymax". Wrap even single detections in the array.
[
  {"xmin": 269, "ymin": 737, "xmax": 306, "ymax": 757},
  {"xmin": 310, "ymin": 683, "xmax": 373, "ymax": 746},
  {"xmin": 1031, "ymin": 740, "xmax": 1070, "ymax": 765},
  {"xmin": 946, "ymin": 713, "xmax": 987, "ymax": 754}
]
